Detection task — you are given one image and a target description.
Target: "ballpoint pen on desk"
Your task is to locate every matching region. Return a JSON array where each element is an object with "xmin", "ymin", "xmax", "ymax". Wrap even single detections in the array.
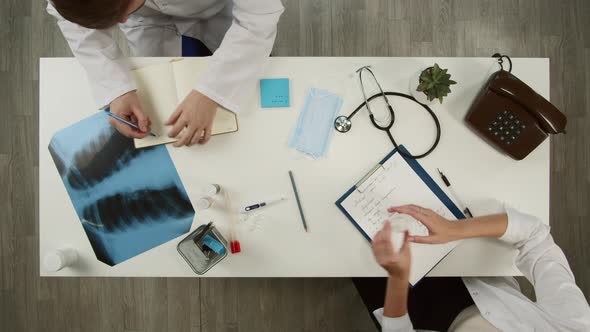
[
  {"xmin": 289, "ymin": 170, "xmax": 309, "ymax": 232},
  {"xmin": 105, "ymin": 109, "xmax": 158, "ymax": 137},
  {"xmin": 437, "ymin": 169, "xmax": 473, "ymax": 218}
]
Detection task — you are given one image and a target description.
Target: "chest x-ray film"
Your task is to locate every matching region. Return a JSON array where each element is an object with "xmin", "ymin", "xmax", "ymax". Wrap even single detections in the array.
[{"xmin": 48, "ymin": 112, "xmax": 195, "ymax": 266}]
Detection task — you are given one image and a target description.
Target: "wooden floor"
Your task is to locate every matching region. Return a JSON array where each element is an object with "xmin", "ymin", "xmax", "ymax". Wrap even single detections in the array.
[{"xmin": 1, "ymin": 0, "xmax": 589, "ymax": 331}]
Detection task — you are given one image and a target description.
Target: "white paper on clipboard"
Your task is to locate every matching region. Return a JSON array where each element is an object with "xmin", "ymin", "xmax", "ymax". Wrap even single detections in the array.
[{"xmin": 338, "ymin": 151, "xmax": 463, "ymax": 285}]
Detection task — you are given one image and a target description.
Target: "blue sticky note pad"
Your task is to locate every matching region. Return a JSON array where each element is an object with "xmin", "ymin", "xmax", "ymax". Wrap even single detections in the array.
[{"xmin": 260, "ymin": 78, "xmax": 290, "ymax": 108}]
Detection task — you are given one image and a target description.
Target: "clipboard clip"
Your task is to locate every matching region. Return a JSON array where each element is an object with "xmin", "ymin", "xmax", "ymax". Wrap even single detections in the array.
[{"xmin": 355, "ymin": 163, "xmax": 384, "ymax": 193}]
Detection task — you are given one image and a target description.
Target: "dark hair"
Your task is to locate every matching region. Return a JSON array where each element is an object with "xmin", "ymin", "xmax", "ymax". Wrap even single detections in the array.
[{"xmin": 51, "ymin": 0, "xmax": 133, "ymax": 29}]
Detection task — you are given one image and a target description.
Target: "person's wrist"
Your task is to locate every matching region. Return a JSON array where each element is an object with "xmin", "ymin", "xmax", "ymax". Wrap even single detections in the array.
[
  {"xmin": 449, "ymin": 221, "xmax": 469, "ymax": 241},
  {"xmin": 387, "ymin": 270, "xmax": 410, "ymax": 281}
]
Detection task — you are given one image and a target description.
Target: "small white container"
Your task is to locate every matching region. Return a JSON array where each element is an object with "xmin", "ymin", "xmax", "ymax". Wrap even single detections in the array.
[
  {"xmin": 391, "ymin": 232, "xmax": 406, "ymax": 253},
  {"xmin": 43, "ymin": 248, "xmax": 78, "ymax": 272},
  {"xmin": 202, "ymin": 184, "xmax": 221, "ymax": 197},
  {"xmin": 196, "ymin": 197, "xmax": 214, "ymax": 210}
]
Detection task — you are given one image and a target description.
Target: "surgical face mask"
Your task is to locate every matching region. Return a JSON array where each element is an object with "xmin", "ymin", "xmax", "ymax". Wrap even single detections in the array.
[{"xmin": 289, "ymin": 88, "xmax": 343, "ymax": 159}]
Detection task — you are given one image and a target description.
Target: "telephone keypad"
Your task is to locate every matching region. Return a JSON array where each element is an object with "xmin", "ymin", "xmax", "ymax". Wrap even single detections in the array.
[{"xmin": 489, "ymin": 110, "xmax": 525, "ymax": 145}]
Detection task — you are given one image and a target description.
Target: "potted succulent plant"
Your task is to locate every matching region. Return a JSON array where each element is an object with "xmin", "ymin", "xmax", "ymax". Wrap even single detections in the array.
[{"xmin": 410, "ymin": 63, "xmax": 457, "ymax": 105}]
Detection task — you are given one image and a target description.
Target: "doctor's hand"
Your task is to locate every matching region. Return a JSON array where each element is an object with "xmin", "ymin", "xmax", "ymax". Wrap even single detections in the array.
[
  {"xmin": 166, "ymin": 90, "xmax": 218, "ymax": 147},
  {"xmin": 372, "ymin": 221, "xmax": 411, "ymax": 278},
  {"xmin": 108, "ymin": 91, "xmax": 151, "ymax": 139},
  {"xmin": 388, "ymin": 205, "xmax": 460, "ymax": 244}
]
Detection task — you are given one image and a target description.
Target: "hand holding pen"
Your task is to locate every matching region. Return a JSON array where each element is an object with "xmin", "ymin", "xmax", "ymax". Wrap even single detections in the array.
[{"xmin": 106, "ymin": 92, "xmax": 155, "ymax": 138}]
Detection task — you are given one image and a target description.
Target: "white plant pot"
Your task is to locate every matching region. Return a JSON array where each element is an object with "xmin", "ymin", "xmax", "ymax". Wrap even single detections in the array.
[{"xmin": 409, "ymin": 69, "xmax": 438, "ymax": 106}]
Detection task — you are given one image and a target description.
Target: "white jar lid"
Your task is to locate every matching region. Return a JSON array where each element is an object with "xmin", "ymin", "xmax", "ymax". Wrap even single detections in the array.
[
  {"xmin": 196, "ymin": 197, "xmax": 212, "ymax": 210},
  {"xmin": 390, "ymin": 232, "xmax": 405, "ymax": 253},
  {"xmin": 202, "ymin": 184, "xmax": 220, "ymax": 196}
]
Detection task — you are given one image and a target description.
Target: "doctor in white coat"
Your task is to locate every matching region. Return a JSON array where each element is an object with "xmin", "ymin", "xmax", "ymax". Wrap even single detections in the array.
[{"xmin": 47, "ymin": 0, "xmax": 284, "ymax": 146}]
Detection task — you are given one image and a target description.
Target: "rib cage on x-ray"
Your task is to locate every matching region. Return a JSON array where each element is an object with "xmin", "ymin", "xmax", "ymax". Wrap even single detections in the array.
[
  {"xmin": 48, "ymin": 112, "xmax": 194, "ymax": 266},
  {"xmin": 66, "ymin": 129, "xmax": 148, "ymax": 190},
  {"xmin": 81, "ymin": 186, "xmax": 193, "ymax": 232},
  {"xmin": 51, "ymin": 126, "xmax": 193, "ymax": 232}
]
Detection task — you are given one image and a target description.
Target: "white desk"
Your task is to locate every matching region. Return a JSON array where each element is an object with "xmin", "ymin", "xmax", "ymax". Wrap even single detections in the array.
[{"xmin": 39, "ymin": 57, "xmax": 550, "ymax": 277}]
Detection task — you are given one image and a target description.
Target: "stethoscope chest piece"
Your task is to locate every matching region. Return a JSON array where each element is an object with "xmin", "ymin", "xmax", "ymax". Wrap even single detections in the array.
[{"xmin": 334, "ymin": 115, "xmax": 352, "ymax": 133}]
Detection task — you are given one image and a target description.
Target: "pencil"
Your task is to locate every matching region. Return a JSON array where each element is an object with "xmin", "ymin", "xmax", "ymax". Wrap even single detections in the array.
[
  {"xmin": 105, "ymin": 110, "xmax": 157, "ymax": 137},
  {"xmin": 288, "ymin": 170, "xmax": 308, "ymax": 232}
]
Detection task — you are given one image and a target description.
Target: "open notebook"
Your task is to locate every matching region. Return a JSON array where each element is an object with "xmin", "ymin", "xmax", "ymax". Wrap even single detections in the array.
[
  {"xmin": 336, "ymin": 146, "xmax": 465, "ymax": 285},
  {"xmin": 131, "ymin": 59, "xmax": 239, "ymax": 148}
]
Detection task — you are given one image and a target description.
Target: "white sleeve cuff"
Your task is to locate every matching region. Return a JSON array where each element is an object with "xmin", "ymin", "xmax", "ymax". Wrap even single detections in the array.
[
  {"xmin": 373, "ymin": 308, "xmax": 414, "ymax": 332},
  {"xmin": 90, "ymin": 51, "xmax": 137, "ymax": 109},
  {"xmin": 194, "ymin": 83, "xmax": 241, "ymax": 114},
  {"xmin": 499, "ymin": 208, "xmax": 550, "ymax": 248},
  {"xmin": 95, "ymin": 81, "xmax": 137, "ymax": 110}
]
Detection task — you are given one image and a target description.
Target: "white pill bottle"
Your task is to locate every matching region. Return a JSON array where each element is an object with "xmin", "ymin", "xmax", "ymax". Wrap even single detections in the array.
[{"xmin": 43, "ymin": 248, "xmax": 79, "ymax": 272}]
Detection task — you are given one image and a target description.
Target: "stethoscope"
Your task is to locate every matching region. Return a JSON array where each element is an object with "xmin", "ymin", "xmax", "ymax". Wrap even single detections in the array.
[{"xmin": 334, "ymin": 65, "xmax": 441, "ymax": 159}]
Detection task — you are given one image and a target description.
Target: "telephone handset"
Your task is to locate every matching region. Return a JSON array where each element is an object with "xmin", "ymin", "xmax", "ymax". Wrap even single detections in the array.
[
  {"xmin": 488, "ymin": 74, "xmax": 566, "ymax": 134},
  {"xmin": 465, "ymin": 58, "xmax": 567, "ymax": 160}
]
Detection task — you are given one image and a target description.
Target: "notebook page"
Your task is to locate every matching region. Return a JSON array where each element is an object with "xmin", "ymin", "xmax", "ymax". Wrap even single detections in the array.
[
  {"xmin": 172, "ymin": 58, "xmax": 238, "ymax": 135},
  {"xmin": 340, "ymin": 152, "xmax": 461, "ymax": 285},
  {"xmin": 131, "ymin": 62, "xmax": 179, "ymax": 148}
]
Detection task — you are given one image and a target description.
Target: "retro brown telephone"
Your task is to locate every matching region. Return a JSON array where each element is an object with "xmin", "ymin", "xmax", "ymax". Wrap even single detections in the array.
[{"xmin": 465, "ymin": 55, "xmax": 567, "ymax": 160}]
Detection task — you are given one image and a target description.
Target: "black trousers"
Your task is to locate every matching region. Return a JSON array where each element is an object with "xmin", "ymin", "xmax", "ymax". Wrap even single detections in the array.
[{"xmin": 352, "ymin": 277, "xmax": 474, "ymax": 331}]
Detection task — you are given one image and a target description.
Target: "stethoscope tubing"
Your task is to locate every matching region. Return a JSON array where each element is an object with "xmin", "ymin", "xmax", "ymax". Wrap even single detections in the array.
[{"xmin": 346, "ymin": 92, "xmax": 441, "ymax": 159}]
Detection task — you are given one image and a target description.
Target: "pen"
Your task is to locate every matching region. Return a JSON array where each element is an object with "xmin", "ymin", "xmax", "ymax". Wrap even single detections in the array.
[
  {"xmin": 239, "ymin": 197, "xmax": 286, "ymax": 213},
  {"xmin": 105, "ymin": 109, "xmax": 157, "ymax": 137},
  {"xmin": 289, "ymin": 170, "xmax": 308, "ymax": 232},
  {"xmin": 437, "ymin": 169, "xmax": 473, "ymax": 218}
]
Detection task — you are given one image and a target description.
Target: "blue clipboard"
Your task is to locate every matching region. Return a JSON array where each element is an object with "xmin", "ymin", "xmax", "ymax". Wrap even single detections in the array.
[{"xmin": 335, "ymin": 145, "xmax": 466, "ymax": 243}]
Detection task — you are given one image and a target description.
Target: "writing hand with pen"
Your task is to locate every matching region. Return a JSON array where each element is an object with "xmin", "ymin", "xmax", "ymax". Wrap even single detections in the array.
[
  {"xmin": 108, "ymin": 91, "xmax": 152, "ymax": 139},
  {"xmin": 108, "ymin": 90, "xmax": 218, "ymax": 146}
]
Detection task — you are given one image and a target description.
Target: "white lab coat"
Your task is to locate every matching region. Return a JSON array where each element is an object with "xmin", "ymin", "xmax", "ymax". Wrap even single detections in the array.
[
  {"xmin": 374, "ymin": 208, "xmax": 590, "ymax": 331},
  {"xmin": 47, "ymin": 0, "xmax": 284, "ymax": 113}
]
